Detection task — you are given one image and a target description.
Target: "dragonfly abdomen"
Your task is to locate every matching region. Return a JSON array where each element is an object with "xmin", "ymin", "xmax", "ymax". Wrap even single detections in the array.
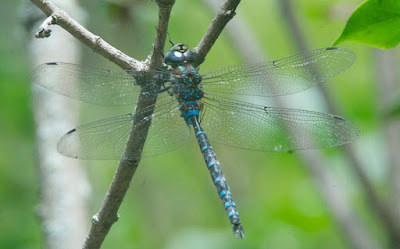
[{"xmin": 190, "ymin": 116, "xmax": 244, "ymax": 238}]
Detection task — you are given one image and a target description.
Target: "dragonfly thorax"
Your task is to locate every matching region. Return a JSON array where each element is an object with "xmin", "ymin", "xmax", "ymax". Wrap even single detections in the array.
[
  {"xmin": 173, "ymin": 65, "xmax": 203, "ymax": 101},
  {"xmin": 172, "ymin": 64, "xmax": 204, "ymax": 124},
  {"xmin": 164, "ymin": 43, "xmax": 196, "ymax": 66}
]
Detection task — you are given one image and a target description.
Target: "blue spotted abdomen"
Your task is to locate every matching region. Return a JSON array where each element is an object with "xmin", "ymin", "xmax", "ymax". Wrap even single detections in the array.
[
  {"xmin": 190, "ymin": 116, "xmax": 244, "ymax": 238},
  {"xmin": 174, "ymin": 64, "xmax": 244, "ymax": 238}
]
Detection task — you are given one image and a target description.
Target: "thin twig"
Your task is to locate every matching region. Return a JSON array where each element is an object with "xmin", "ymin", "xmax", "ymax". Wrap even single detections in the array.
[
  {"xmin": 194, "ymin": 0, "xmax": 241, "ymax": 66},
  {"xmin": 31, "ymin": 0, "xmax": 143, "ymax": 70},
  {"xmin": 35, "ymin": 14, "xmax": 57, "ymax": 38}
]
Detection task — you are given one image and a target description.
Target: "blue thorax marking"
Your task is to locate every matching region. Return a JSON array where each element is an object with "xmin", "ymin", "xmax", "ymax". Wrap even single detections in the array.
[{"xmin": 178, "ymin": 66, "xmax": 188, "ymax": 74}]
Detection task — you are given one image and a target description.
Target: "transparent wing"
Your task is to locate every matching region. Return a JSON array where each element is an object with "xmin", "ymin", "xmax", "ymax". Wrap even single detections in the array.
[
  {"xmin": 57, "ymin": 94, "xmax": 189, "ymax": 159},
  {"xmin": 201, "ymin": 47, "xmax": 356, "ymax": 97},
  {"xmin": 31, "ymin": 62, "xmax": 173, "ymax": 105},
  {"xmin": 141, "ymin": 96, "xmax": 190, "ymax": 158},
  {"xmin": 199, "ymin": 95, "xmax": 359, "ymax": 151}
]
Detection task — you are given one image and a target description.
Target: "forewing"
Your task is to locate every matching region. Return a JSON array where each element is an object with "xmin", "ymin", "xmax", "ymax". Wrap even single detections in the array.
[
  {"xmin": 201, "ymin": 47, "xmax": 356, "ymax": 97},
  {"xmin": 32, "ymin": 62, "xmax": 171, "ymax": 105}
]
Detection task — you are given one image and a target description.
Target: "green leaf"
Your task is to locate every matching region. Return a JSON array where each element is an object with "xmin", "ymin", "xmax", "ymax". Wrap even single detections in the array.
[{"xmin": 334, "ymin": 0, "xmax": 400, "ymax": 49}]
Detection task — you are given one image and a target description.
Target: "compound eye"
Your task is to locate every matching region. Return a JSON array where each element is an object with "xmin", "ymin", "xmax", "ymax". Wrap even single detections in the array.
[
  {"xmin": 164, "ymin": 43, "xmax": 194, "ymax": 65},
  {"xmin": 184, "ymin": 50, "xmax": 196, "ymax": 63}
]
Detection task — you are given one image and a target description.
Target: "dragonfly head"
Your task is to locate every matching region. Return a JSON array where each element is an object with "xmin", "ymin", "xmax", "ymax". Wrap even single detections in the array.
[{"xmin": 164, "ymin": 43, "xmax": 196, "ymax": 66}]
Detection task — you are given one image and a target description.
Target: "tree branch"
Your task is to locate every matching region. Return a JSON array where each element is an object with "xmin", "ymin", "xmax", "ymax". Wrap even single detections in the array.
[
  {"xmin": 194, "ymin": 0, "xmax": 241, "ymax": 66},
  {"xmin": 82, "ymin": 2, "xmax": 174, "ymax": 248},
  {"xmin": 35, "ymin": 14, "xmax": 56, "ymax": 38},
  {"xmin": 31, "ymin": 0, "xmax": 174, "ymax": 248},
  {"xmin": 31, "ymin": 0, "xmax": 143, "ymax": 71}
]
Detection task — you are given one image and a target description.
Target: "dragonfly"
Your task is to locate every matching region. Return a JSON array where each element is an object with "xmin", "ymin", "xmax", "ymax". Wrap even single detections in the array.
[{"xmin": 32, "ymin": 43, "xmax": 359, "ymax": 238}]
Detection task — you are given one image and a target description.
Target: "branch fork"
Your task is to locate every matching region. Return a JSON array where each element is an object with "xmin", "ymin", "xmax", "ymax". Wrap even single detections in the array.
[{"xmin": 30, "ymin": 0, "xmax": 241, "ymax": 247}]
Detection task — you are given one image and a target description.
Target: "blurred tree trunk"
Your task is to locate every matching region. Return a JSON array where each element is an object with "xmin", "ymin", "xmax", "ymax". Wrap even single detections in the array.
[
  {"xmin": 280, "ymin": 0, "xmax": 400, "ymax": 248},
  {"xmin": 203, "ymin": 0, "xmax": 383, "ymax": 248},
  {"xmin": 25, "ymin": 1, "xmax": 90, "ymax": 248},
  {"xmin": 375, "ymin": 48, "xmax": 400, "ymax": 225}
]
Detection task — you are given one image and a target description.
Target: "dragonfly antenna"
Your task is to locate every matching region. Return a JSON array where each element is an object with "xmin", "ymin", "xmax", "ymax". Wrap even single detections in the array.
[{"xmin": 167, "ymin": 32, "xmax": 174, "ymax": 46}]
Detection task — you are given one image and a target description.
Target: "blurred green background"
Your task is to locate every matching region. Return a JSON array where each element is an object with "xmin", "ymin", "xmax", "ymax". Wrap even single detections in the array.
[{"xmin": 0, "ymin": 0, "xmax": 396, "ymax": 248}]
